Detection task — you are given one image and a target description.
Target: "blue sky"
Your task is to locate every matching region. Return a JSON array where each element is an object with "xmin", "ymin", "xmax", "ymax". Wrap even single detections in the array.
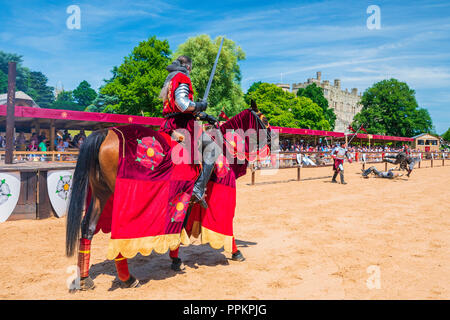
[{"xmin": 1, "ymin": 0, "xmax": 449, "ymax": 133}]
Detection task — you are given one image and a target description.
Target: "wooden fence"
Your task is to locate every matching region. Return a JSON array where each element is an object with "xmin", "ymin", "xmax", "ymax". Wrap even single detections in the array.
[{"xmin": 250, "ymin": 151, "xmax": 449, "ymax": 185}]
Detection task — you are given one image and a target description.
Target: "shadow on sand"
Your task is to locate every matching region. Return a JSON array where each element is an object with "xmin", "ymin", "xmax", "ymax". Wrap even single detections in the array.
[{"xmin": 88, "ymin": 238, "xmax": 257, "ymax": 291}]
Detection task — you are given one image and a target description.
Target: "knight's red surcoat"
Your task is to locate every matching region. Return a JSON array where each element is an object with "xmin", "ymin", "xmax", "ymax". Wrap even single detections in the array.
[
  {"xmin": 160, "ymin": 72, "xmax": 200, "ymax": 162},
  {"xmin": 162, "ymin": 72, "xmax": 194, "ymax": 116}
]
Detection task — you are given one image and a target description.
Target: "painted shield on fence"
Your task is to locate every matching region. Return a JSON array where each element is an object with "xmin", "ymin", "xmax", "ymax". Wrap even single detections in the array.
[
  {"xmin": 47, "ymin": 170, "xmax": 74, "ymax": 217},
  {"xmin": 0, "ymin": 172, "xmax": 20, "ymax": 223}
]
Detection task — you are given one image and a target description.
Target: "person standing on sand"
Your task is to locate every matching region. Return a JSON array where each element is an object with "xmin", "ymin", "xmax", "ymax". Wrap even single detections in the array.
[{"xmin": 331, "ymin": 142, "xmax": 352, "ymax": 184}]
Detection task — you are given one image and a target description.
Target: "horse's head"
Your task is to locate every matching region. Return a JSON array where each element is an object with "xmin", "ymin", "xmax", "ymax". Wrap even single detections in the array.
[
  {"xmin": 250, "ymin": 100, "xmax": 270, "ymax": 128},
  {"xmin": 249, "ymin": 100, "xmax": 272, "ymax": 151}
]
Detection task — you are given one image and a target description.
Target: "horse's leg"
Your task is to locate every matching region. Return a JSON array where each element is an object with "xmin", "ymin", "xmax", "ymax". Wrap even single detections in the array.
[
  {"xmin": 231, "ymin": 237, "xmax": 245, "ymax": 262},
  {"xmin": 98, "ymin": 130, "xmax": 141, "ymax": 288},
  {"xmin": 169, "ymin": 247, "xmax": 185, "ymax": 271},
  {"xmin": 114, "ymin": 254, "xmax": 140, "ymax": 288},
  {"xmin": 77, "ymin": 195, "xmax": 106, "ymax": 290}
]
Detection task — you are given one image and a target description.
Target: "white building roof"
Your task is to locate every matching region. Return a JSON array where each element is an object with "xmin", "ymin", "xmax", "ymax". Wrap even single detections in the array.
[{"xmin": 0, "ymin": 91, "xmax": 40, "ymax": 107}]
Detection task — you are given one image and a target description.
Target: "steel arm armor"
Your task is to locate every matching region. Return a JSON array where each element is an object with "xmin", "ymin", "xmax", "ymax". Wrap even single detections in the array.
[{"xmin": 174, "ymin": 83, "xmax": 195, "ymax": 112}]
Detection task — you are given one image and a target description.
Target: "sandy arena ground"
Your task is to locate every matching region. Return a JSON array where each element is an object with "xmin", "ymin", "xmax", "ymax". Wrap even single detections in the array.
[{"xmin": 0, "ymin": 162, "xmax": 449, "ymax": 299}]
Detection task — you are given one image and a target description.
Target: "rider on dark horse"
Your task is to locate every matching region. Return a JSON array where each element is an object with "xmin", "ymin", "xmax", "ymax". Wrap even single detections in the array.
[
  {"xmin": 159, "ymin": 55, "xmax": 220, "ymax": 209},
  {"xmin": 383, "ymin": 145, "xmax": 415, "ymax": 177}
]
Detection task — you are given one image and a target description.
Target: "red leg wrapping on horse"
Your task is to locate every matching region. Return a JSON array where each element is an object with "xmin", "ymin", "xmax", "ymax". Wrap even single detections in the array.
[
  {"xmin": 78, "ymin": 238, "xmax": 91, "ymax": 278},
  {"xmin": 232, "ymin": 237, "xmax": 238, "ymax": 254},
  {"xmin": 169, "ymin": 248, "xmax": 179, "ymax": 258},
  {"xmin": 115, "ymin": 254, "xmax": 130, "ymax": 282}
]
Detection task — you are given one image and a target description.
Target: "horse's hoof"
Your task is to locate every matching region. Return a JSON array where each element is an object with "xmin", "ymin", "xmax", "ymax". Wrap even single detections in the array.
[
  {"xmin": 122, "ymin": 275, "xmax": 140, "ymax": 288},
  {"xmin": 231, "ymin": 250, "xmax": 245, "ymax": 262},
  {"xmin": 171, "ymin": 257, "xmax": 185, "ymax": 271},
  {"xmin": 79, "ymin": 276, "xmax": 95, "ymax": 291}
]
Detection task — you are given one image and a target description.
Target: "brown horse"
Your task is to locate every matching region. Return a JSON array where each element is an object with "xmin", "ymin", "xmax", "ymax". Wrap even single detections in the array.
[{"xmin": 65, "ymin": 102, "xmax": 271, "ymax": 291}]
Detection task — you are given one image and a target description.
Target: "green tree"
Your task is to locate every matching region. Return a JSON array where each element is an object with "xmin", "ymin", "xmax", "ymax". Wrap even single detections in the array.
[
  {"xmin": 296, "ymin": 83, "xmax": 336, "ymax": 130},
  {"xmin": 352, "ymin": 79, "xmax": 433, "ymax": 137},
  {"xmin": 442, "ymin": 127, "xmax": 450, "ymax": 142},
  {"xmin": 85, "ymin": 92, "xmax": 118, "ymax": 113},
  {"xmin": 244, "ymin": 81, "xmax": 263, "ymax": 105},
  {"xmin": 246, "ymin": 83, "xmax": 331, "ymax": 130},
  {"xmin": 50, "ymin": 90, "xmax": 81, "ymax": 110},
  {"xmin": 0, "ymin": 70, "xmax": 7, "ymax": 93},
  {"xmin": 100, "ymin": 36, "xmax": 171, "ymax": 116},
  {"xmin": 0, "ymin": 51, "xmax": 56, "ymax": 108},
  {"xmin": 26, "ymin": 71, "xmax": 55, "ymax": 108},
  {"xmin": 0, "ymin": 51, "xmax": 29, "ymax": 92},
  {"xmin": 174, "ymin": 35, "xmax": 246, "ymax": 117},
  {"xmin": 73, "ymin": 80, "xmax": 97, "ymax": 109}
]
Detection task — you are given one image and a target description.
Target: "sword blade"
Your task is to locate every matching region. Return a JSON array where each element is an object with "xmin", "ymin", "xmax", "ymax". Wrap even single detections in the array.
[{"xmin": 203, "ymin": 37, "xmax": 224, "ymax": 102}]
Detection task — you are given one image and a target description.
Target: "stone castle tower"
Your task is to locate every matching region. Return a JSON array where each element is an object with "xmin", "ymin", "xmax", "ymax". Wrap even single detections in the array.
[
  {"xmin": 54, "ymin": 81, "xmax": 64, "ymax": 98},
  {"xmin": 276, "ymin": 72, "xmax": 362, "ymax": 133}
]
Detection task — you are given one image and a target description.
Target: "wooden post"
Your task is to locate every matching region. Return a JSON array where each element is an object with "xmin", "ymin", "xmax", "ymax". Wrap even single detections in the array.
[
  {"xmin": 5, "ymin": 62, "xmax": 16, "ymax": 164},
  {"xmin": 385, "ymin": 161, "xmax": 387, "ymax": 171},
  {"xmin": 34, "ymin": 120, "xmax": 41, "ymax": 138},
  {"xmin": 49, "ymin": 120, "xmax": 55, "ymax": 151},
  {"xmin": 297, "ymin": 166, "xmax": 301, "ymax": 181},
  {"xmin": 251, "ymin": 170, "xmax": 255, "ymax": 185},
  {"xmin": 362, "ymin": 163, "xmax": 365, "ymax": 171},
  {"xmin": 431, "ymin": 155, "xmax": 433, "ymax": 168}
]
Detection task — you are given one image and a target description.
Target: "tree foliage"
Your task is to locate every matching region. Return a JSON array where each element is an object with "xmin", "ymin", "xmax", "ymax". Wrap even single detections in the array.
[
  {"xmin": 85, "ymin": 91, "xmax": 118, "ymax": 113},
  {"xmin": 0, "ymin": 70, "xmax": 7, "ymax": 93},
  {"xmin": 73, "ymin": 80, "xmax": 97, "ymax": 109},
  {"xmin": 50, "ymin": 90, "xmax": 82, "ymax": 110},
  {"xmin": 244, "ymin": 81, "xmax": 263, "ymax": 105},
  {"xmin": 442, "ymin": 127, "xmax": 450, "ymax": 142},
  {"xmin": 352, "ymin": 79, "xmax": 433, "ymax": 137},
  {"xmin": 174, "ymin": 35, "xmax": 246, "ymax": 117},
  {"xmin": 296, "ymin": 83, "xmax": 336, "ymax": 130},
  {"xmin": 0, "ymin": 51, "xmax": 29, "ymax": 92},
  {"xmin": 246, "ymin": 83, "xmax": 331, "ymax": 130},
  {"xmin": 0, "ymin": 51, "xmax": 55, "ymax": 108},
  {"xmin": 100, "ymin": 36, "xmax": 172, "ymax": 116},
  {"xmin": 26, "ymin": 71, "xmax": 55, "ymax": 108}
]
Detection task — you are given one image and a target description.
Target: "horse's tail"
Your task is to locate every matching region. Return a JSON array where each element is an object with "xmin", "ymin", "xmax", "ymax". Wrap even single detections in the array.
[{"xmin": 66, "ymin": 129, "xmax": 107, "ymax": 257}]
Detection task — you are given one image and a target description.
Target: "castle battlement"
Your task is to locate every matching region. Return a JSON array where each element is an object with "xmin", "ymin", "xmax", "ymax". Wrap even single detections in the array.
[{"xmin": 276, "ymin": 71, "xmax": 363, "ymax": 132}]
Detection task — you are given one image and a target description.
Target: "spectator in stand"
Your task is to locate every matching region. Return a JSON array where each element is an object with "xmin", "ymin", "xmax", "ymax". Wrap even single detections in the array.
[
  {"xmin": 56, "ymin": 139, "xmax": 65, "ymax": 152},
  {"xmin": 73, "ymin": 129, "xmax": 86, "ymax": 147},
  {"xmin": 27, "ymin": 139, "xmax": 38, "ymax": 151},
  {"xmin": 77, "ymin": 137, "xmax": 84, "ymax": 148},
  {"xmin": 38, "ymin": 131, "xmax": 47, "ymax": 144},
  {"xmin": 30, "ymin": 133, "xmax": 38, "ymax": 145},
  {"xmin": 63, "ymin": 136, "xmax": 72, "ymax": 149},
  {"xmin": 16, "ymin": 132, "xmax": 26, "ymax": 151},
  {"xmin": 39, "ymin": 138, "xmax": 48, "ymax": 161},
  {"xmin": 38, "ymin": 138, "xmax": 47, "ymax": 151}
]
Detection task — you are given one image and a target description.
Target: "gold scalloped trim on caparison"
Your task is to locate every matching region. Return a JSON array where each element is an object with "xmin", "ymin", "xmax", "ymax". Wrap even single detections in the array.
[
  {"xmin": 188, "ymin": 221, "xmax": 233, "ymax": 253},
  {"xmin": 106, "ymin": 228, "xmax": 191, "ymax": 260}
]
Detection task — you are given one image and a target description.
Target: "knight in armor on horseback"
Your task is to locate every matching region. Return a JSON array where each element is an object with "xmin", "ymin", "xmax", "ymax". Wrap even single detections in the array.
[
  {"xmin": 331, "ymin": 142, "xmax": 352, "ymax": 184},
  {"xmin": 159, "ymin": 55, "xmax": 220, "ymax": 209}
]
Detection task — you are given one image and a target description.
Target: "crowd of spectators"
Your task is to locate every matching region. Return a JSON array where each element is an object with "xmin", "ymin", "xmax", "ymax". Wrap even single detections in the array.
[
  {"xmin": 0, "ymin": 129, "xmax": 86, "ymax": 152},
  {"xmin": 279, "ymin": 139, "xmax": 409, "ymax": 153}
]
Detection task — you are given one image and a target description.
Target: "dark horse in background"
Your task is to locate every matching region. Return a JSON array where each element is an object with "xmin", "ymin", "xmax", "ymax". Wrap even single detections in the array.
[
  {"xmin": 383, "ymin": 152, "xmax": 419, "ymax": 177},
  {"xmin": 65, "ymin": 102, "xmax": 271, "ymax": 291}
]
